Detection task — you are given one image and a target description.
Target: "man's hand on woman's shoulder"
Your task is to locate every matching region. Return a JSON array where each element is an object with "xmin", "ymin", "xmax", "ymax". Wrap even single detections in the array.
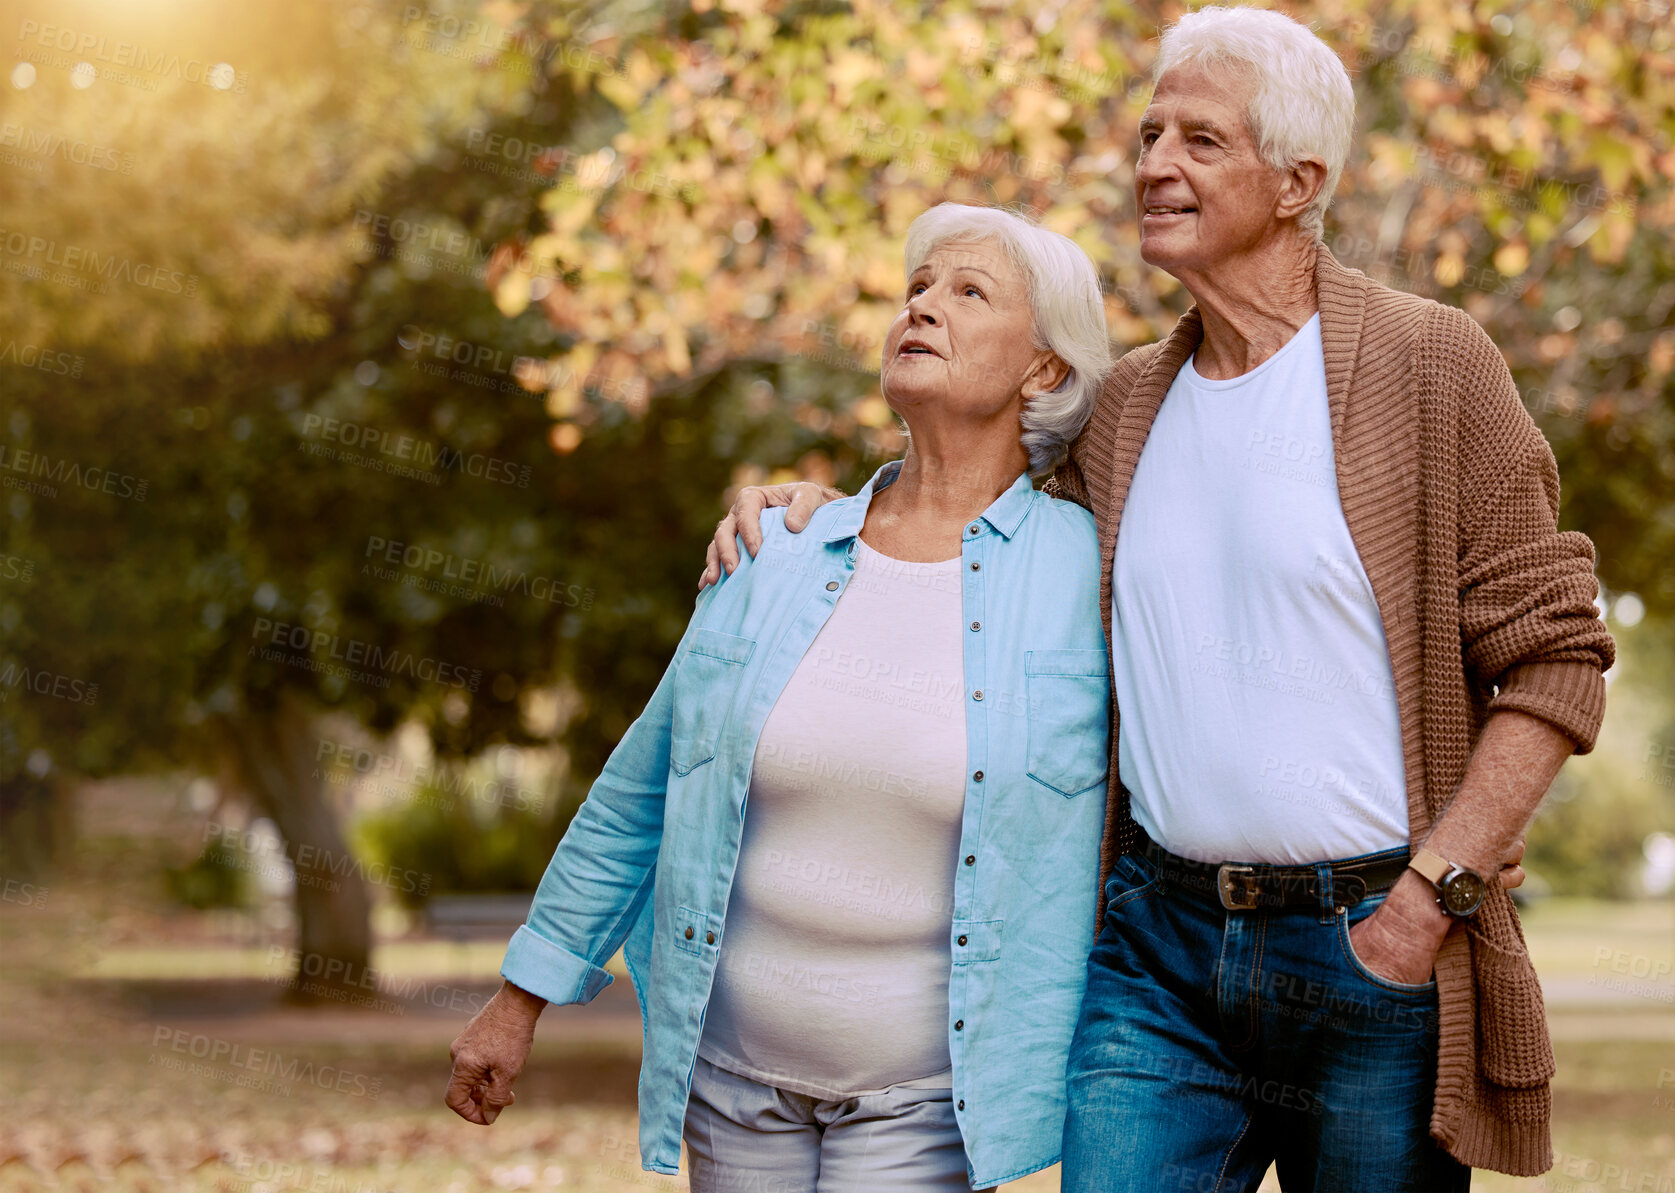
[{"xmin": 699, "ymin": 481, "xmax": 845, "ymax": 590}]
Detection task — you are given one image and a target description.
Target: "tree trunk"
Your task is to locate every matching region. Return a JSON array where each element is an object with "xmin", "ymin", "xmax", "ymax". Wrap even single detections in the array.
[{"xmin": 219, "ymin": 689, "xmax": 372, "ymax": 1001}]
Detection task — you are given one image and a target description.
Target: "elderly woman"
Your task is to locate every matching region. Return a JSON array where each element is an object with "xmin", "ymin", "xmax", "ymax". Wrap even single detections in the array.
[
  {"xmin": 444, "ymin": 203, "xmax": 1115, "ymax": 1191},
  {"xmin": 708, "ymin": 8, "xmax": 1608, "ymax": 1192}
]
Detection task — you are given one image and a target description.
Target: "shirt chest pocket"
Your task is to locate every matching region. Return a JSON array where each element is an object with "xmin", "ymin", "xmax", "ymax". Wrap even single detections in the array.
[
  {"xmin": 1024, "ymin": 649, "xmax": 1111, "ymax": 798},
  {"xmin": 670, "ymin": 629, "xmax": 757, "ymax": 776}
]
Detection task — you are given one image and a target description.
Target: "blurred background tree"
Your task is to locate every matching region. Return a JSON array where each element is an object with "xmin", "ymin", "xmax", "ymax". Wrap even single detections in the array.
[{"xmin": 2, "ymin": 0, "xmax": 1671, "ymax": 994}]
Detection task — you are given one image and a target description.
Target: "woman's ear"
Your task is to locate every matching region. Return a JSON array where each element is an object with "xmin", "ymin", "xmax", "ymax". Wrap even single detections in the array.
[{"xmin": 1026, "ymin": 352, "xmax": 1070, "ymax": 396}]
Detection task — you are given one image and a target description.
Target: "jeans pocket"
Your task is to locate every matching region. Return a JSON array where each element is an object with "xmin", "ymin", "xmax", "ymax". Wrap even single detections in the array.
[
  {"xmin": 1336, "ymin": 906, "xmax": 1437, "ymax": 996},
  {"xmin": 1103, "ymin": 852, "xmax": 1160, "ymax": 915}
]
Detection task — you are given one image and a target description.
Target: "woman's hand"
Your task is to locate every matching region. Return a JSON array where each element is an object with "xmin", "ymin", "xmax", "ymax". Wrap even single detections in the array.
[
  {"xmin": 700, "ymin": 481, "xmax": 845, "ymax": 589},
  {"xmin": 444, "ymin": 981, "xmax": 547, "ymax": 1125}
]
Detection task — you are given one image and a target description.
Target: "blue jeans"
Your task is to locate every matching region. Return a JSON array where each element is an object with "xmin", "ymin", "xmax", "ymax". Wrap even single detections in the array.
[{"xmin": 1063, "ymin": 848, "xmax": 1471, "ymax": 1193}]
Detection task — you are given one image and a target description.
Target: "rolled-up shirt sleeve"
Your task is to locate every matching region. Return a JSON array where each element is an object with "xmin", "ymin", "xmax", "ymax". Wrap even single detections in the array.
[
  {"xmin": 1453, "ymin": 315, "xmax": 1615, "ymax": 752},
  {"xmin": 501, "ymin": 590, "xmax": 712, "ymax": 1004}
]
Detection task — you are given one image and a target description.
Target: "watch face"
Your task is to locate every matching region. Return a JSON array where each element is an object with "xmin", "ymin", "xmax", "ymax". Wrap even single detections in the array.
[{"xmin": 1442, "ymin": 870, "xmax": 1487, "ymax": 915}]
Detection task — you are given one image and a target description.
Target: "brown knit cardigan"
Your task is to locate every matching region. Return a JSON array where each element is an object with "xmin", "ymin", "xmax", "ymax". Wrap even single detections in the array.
[{"xmin": 1047, "ymin": 245, "xmax": 1615, "ymax": 1176}]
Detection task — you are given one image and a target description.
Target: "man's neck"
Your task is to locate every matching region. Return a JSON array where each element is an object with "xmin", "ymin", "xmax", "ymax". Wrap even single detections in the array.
[{"xmin": 1177, "ymin": 235, "xmax": 1320, "ymax": 380}]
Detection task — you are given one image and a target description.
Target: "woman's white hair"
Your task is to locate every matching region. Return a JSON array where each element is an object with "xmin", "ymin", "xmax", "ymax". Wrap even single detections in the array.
[
  {"xmin": 1153, "ymin": 6, "xmax": 1355, "ymax": 237},
  {"xmin": 902, "ymin": 203, "xmax": 1112, "ymax": 476}
]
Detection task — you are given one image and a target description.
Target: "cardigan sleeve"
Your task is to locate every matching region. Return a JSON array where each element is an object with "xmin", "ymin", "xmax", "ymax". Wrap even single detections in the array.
[{"xmin": 1446, "ymin": 309, "xmax": 1616, "ymax": 752}]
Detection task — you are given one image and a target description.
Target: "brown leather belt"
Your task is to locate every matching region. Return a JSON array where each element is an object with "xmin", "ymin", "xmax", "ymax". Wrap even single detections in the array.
[{"xmin": 1137, "ymin": 828, "xmax": 1410, "ymax": 912}]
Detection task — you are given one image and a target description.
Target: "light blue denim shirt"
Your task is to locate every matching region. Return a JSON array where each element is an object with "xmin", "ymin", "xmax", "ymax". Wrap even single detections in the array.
[{"xmin": 501, "ymin": 459, "xmax": 1110, "ymax": 1187}]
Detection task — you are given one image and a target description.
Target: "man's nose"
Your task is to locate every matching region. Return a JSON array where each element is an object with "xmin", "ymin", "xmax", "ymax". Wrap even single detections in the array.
[{"xmin": 1137, "ymin": 136, "xmax": 1182, "ymax": 185}]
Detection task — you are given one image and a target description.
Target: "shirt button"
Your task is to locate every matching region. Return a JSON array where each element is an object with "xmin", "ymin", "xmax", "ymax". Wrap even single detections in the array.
[
  {"xmin": 969, "ymin": 561, "xmax": 980, "ymax": 571},
  {"xmin": 957, "ymin": 935, "xmax": 968, "ymax": 946},
  {"xmin": 969, "ymin": 621, "xmax": 981, "ymax": 631},
  {"xmin": 973, "ymin": 770, "xmax": 984, "ymax": 782},
  {"xmin": 825, "ymin": 580, "xmax": 839, "ymax": 591},
  {"xmin": 954, "ymin": 1019, "xmax": 964, "ymax": 1031},
  {"xmin": 972, "ymin": 690, "xmax": 983, "ymax": 701},
  {"xmin": 684, "ymin": 926, "xmax": 694, "ymax": 940},
  {"xmin": 705, "ymin": 931, "xmax": 715, "ymax": 945},
  {"xmin": 968, "ymin": 524, "xmax": 980, "ymax": 536},
  {"xmin": 965, "ymin": 854, "xmax": 975, "ymax": 866},
  {"xmin": 957, "ymin": 1099, "xmax": 965, "ymax": 1110}
]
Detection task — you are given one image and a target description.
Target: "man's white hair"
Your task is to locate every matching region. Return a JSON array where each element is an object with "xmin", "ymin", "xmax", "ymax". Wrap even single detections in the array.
[
  {"xmin": 1153, "ymin": 5, "xmax": 1355, "ymax": 237},
  {"xmin": 902, "ymin": 203, "xmax": 1112, "ymax": 476}
]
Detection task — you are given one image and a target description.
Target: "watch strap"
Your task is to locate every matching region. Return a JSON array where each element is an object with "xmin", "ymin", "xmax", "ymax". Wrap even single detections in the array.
[{"xmin": 1409, "ymin": 847, "xmax": 1451, "ymax": 886}]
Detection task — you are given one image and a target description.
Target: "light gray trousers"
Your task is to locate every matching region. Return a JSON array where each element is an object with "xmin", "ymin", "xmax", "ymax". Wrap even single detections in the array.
[{"xmin": 682, "ymin": 1056, "xmax": 986, "ymax": 1192}]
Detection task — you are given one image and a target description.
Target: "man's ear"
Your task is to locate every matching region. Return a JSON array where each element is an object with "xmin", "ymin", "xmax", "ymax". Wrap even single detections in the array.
[{"xmin": 1276, "ymin": 157, "xmax": 1329, "ymax": 224}]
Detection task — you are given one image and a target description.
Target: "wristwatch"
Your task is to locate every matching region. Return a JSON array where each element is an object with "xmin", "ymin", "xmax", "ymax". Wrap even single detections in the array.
[{"xmin": 1409, "ymin": 848, "xmax": 1488, "ymax": 919}]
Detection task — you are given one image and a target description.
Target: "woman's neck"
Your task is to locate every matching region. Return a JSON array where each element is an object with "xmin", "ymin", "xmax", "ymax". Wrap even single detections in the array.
[{"xmin": 860, "ymin": 430, "xmax": 1027, "ymax": 562}]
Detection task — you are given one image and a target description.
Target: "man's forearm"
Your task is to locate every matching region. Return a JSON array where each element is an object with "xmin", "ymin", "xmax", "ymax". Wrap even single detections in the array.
[
  {"xmin": 1419, "ymin": 709, "xmax": 1577, "ymax": 877},
  {"xmin": 1349, "ymin": 709, "xmax": 1580, "ymax": 982}
]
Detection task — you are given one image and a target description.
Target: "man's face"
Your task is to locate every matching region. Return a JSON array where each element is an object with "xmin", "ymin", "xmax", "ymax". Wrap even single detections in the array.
[{"xmin": 1135, "ymin": 64, "xmax": 1290, "ymax": 275}]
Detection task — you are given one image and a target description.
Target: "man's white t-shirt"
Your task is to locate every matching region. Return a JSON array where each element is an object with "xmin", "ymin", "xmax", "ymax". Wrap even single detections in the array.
[{"xmin": 1111, "ymin": 313, "xmax": 1410, "ymax": 865}]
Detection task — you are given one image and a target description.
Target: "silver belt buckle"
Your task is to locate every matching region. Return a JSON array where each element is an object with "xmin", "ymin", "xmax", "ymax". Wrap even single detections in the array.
[{"xmin": 1217, "ymin": 864, "xmax": 1262, "ymax": 911}]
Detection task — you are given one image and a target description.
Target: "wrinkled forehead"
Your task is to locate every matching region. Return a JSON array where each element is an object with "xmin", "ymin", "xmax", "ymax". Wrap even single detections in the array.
[
  {"xmin": 1141, "ymin": 61, "xmax": 1257, "ymax": 129},
  {"xmin": 910, "ymin": 237, "xmax": 1021, "ymax": 283}
]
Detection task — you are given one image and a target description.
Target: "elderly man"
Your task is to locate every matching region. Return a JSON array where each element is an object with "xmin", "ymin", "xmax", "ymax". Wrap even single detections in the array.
[{"xmin": 702, "ymin": 6, "xmax": 1613, "ymax": 1189}]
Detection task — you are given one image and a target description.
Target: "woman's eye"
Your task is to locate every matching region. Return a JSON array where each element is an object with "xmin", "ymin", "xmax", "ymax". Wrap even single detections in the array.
[{"xmin": 964, "ymin": 286, "xmax": 983, "ymax": 298}]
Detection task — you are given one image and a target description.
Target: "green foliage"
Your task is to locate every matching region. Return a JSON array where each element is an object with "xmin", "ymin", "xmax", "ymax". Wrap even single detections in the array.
[
  {"xmin": 163, "ymin": 845, "xmax": 253, "ymax": 911},
  {"xmin": 351, "ymin": 773, "xmax": 582, "ymax": 906}
]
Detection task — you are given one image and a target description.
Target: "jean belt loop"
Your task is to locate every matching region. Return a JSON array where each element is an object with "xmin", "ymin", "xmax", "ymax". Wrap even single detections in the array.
[{"xmin": 1315, "ymin": 860, "xmax": 1337, "ymax": 921}]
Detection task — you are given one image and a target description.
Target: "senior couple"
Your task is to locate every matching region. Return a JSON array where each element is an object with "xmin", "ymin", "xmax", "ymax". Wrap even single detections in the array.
[{"xmin": 446, "ymin": 7, "xmax": 1613, "ymax": 1191}]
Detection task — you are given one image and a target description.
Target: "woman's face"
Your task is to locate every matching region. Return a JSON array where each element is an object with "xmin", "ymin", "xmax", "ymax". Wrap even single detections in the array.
[{"xmin": 880, "ymin": 238, "xmax": 1049, "ymax": 426}]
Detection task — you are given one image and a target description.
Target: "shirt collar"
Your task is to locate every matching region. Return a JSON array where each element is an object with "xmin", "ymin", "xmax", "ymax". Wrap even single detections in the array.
[{"xmin": 820, "ymin": 458, "xmax": 1037, "ymax": 545}]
